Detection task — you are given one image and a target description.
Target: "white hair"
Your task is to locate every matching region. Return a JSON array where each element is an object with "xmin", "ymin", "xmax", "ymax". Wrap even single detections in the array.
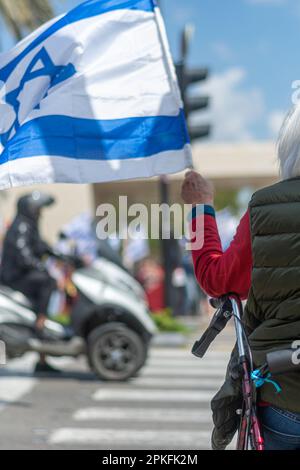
[{"xmin": 277, "ymin": 104, "xmax": 300, "ymax": 180}]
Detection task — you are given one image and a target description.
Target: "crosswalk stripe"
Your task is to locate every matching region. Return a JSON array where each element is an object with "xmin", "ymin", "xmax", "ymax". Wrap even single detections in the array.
[
  {"xmin": 146, "ymin": 360, "xmax": 228, "ymax": 368},
  {"xmin": 44, "ymin": 344, "xmax": 233, "ymax": 450},
  {"xmin": 73, "ymin": 407, "xmax": 212, "ymax": 423},
  {"xmin": 49, "ymin": 428, "xmax": 212, "ymax": 448},
  {"xmin": 1, "ymin": 352, "xmax": 37, "ymax": 373},
  {"xmin": 0, "ymin": 377, "xmax": 37, "ymax": 412},
  {"xmin": 93, "ymin": 389, "xmax": 213, "ymax": 402},
  {"xmin": 140, "ymin": 367, "xmax": 226, "ymax": 377},
  {"xmin": 0, "ymin": 353, "xmax": 38, "ymax": 413},
  {"xmin": 131, "ymin": 376, "xmax": 223, "ymax": 388},
  {"xmin": 149, "ymin": 349, "xmax": 231, "ymax": 358}
]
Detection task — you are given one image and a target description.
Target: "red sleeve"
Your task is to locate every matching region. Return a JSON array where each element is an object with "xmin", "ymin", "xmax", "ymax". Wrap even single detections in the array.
[{"xmin": 191, "ymin": 209, "xmax": 252, "ymax": 300}]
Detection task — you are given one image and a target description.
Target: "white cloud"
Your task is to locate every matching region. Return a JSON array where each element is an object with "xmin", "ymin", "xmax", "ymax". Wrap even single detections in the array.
[
  {"xmin": 192, "ymin": 67, "xmax": 265, "ymax": 141},
  {"xmin": 268, "ymin": 110, "xmax": 286, "ymax": 137}
]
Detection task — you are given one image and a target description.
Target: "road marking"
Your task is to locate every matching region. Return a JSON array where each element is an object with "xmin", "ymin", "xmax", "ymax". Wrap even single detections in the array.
[
  {"xmin": 0, "ymin": 354, "xmax": 38, "ymax": 412},
  {"xmin": 47, "ymin": 345, "xmax": 233, "ymax": 450},
  {"xmin": 149, "ymin": 349, "xmax": 231, "ymax": 358},
  {"xmin": 0, "ymin": 377, "xmax": 37, "ymax": 412},
  {"xmin": 146, "ymin": 360, "xmax": 228, "ymax": 368},
  {"xmin": 93, "ymin": 388, "xmax": 213, "ymax": 402},
  {"xmin": 49, "ymin": 428, "xmax": 212, "ymax": 449},
  {"xmin": 131, "ymin": 376, "xmax": 223, "ymax": 388},
  {"xmin": 1, "ymin": 352, "xmax": 37, "ymax": 373},
  {"xmin": 73, "ymin": 406, "xmax": 212, "ymax": 423},
  {"xmin": 140, "ymin": 367, "xmax": 226, "ymax": 377}
]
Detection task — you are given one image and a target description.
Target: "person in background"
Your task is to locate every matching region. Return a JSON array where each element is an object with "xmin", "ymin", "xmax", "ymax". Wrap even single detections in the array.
[
  {"xmin": 167, "ymin": 234, "xmax": 186, "ymax": 317},
  {"xmin": 136, "ymin": 258, "xmax": 165, "ymax": 312},
  {"xmin": 0, "ymin": 191, "xmax": 59, "ymax": 373}
]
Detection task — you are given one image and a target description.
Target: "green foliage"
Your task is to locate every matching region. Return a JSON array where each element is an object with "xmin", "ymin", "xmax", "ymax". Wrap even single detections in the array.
[
  {"xmin": 214, "ymin": 189, "xmax": 239, "ymax": 214},
  {"xmin": 150, "ymin": 309, "xmax": 191, "ymax": 334},
  {"xmin": 50, "ymin": 313, "xmax": 71, "ymax": 326}
]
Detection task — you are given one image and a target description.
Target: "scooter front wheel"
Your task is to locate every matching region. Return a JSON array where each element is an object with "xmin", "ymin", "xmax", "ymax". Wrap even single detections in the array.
[{"xmin": 87, "ymin": 322, "xmax": 148, "ymax": 381}]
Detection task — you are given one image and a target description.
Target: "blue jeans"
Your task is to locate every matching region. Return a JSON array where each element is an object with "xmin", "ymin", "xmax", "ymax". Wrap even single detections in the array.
[{"xmin": 259, "ymin": 406, "xmax": 300, "ymax": 450}]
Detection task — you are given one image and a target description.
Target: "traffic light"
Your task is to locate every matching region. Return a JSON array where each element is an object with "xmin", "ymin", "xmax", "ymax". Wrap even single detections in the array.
[
  {"xmin": 175, "ymin": 26, "xmax": 211, "ymax": 142},
  {"xmin": 159, "ymin": 23, "xmax": 211, "ymax": 310}
]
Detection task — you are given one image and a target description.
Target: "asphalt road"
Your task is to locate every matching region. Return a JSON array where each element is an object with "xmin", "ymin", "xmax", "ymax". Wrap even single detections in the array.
[{"xmin": 0, "ymin": 326, "xmax": 235, "ymax": 450}]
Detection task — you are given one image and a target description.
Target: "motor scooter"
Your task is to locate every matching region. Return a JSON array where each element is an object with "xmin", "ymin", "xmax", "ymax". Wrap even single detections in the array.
[{"xmin": 0, "ymin": 257, "xmax": 156, "ymax": 381}]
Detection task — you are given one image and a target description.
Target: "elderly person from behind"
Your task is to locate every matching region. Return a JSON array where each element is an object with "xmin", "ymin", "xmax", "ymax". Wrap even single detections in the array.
[{"xmin": 181, "ymin": 106, "xmax": 300, "ymax": 450}]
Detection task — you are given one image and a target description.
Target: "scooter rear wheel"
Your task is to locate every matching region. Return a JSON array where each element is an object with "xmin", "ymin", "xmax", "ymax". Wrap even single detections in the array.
[{"xmin": 87, "ymin": 322, "xmax": 148, "ymax": 381}]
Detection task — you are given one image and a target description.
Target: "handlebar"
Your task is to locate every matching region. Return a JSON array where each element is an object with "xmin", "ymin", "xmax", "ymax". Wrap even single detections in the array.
[
  {"xmin": 192, "ymin": 296, "xmax": 233, "ymax": 358},
  {"xmin": 193, "ymin": 295, "xmax": 300, "ymax": 379},
  {"xmin": 209, "ymin": 297, "xmax": 226, "ymax": 309}
]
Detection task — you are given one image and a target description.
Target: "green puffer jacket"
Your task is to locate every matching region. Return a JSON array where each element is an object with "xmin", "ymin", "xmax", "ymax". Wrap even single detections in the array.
[
  {"xmin": 244, "ymin": 177, "xmax": 300, "ymax": 413},
  {"xmin": 211, "ymin": 178, "xmax": 300, "ymax": 449}
]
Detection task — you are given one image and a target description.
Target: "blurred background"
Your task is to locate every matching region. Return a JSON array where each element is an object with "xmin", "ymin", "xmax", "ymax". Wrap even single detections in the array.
[
  {"xmin": 0, "ymin": 0, "xmax": 290, "ymax": 318},
  {"xmin": 0, "ymin": 0, "xmax": 295, "ymax": 450}
]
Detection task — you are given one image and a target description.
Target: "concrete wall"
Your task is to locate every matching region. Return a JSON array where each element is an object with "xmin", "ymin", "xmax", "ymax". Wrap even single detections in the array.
[{"xmin": 93, "ymin": 141, "xmax": 280, "ymax": 207}]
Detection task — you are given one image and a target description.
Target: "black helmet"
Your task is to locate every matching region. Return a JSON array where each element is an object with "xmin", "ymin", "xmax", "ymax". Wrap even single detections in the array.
[{"xmin": 17, "ymin": 191, "xmax": 55, "ymax": 220}]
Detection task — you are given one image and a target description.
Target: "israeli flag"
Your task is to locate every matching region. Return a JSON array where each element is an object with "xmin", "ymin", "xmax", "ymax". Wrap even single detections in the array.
[{"xmin": 0, "ymin": 0, "xmax": 192, "ymax": 190}]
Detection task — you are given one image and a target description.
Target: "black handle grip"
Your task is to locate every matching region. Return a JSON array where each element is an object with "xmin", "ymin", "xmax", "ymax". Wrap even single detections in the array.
[
  {"xmin": 209, "ymin": 297, "xmax": 226, "ymax": 309},
  {"xmin": 192, "ymin": 298, "xmax": 232, "ymax": 358},
  {"xmin": 267, "ymin": 349, "xmax": 300, "ymax": 375},
  {"xmin": 192, "ymin": 328, "xmax": 220, "ymax": 358}
]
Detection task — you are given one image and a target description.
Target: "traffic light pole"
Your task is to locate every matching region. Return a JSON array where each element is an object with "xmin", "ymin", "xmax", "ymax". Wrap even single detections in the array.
[
  {"xmin": 158, "ymin": 2, "xmax": 211, "ymax": 310},
  {"xmin": 160, "ymin": 176, "xmax": 173, "ymax": 308}
]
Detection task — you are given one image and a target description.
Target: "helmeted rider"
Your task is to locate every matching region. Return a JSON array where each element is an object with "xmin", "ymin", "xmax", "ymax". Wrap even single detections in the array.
[{"xmin": 0, "ymin": 191, "xmax": 60, "ymax": 373}]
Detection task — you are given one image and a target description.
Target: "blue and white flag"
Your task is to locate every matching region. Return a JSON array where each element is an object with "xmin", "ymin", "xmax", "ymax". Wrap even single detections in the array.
[{"xmin": 0, "ymin": 0, "xmax": 191, "ymax": 190}]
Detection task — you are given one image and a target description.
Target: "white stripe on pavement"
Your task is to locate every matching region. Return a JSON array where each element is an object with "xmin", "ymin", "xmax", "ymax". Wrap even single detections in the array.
[
  {"xmin": 0, "ymin": 377, "xmax": 37, "ymax": 412},
  {"xmin": 93, "ymin": 389, "xmax": 213, "ymax": 403},
  {"xmin": 149, "ymin": 349, "xmax": 231, "ymax": 358},
  {"xmin": 73, "ymin": 407, "xmax": 212, "ymax": 424},
  {"xmin": 2, "ymin": 352, "xmax": 37, "ymax": 373},
  {"xmin": 140, "ymin": 368, "xmax": 226, "ymax": 377},
  {"xmin": 0, "ymin": 354, "xmax": 38, "ymax": 412},
  {"xmin": 49, "ymin": 428, "xmax": 212, "ymax": 449},
  {"xmin": 147, "ymin": 357, "xmax": 228, "ymax": 370},
  {"xmin": 132, "ymin": 376, "xmax": 223, "ymax": 388}
]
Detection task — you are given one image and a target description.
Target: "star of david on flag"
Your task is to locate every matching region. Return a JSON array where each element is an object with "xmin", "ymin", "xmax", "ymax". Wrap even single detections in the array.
[{"xmin": 0, "ymin": 0, "xmax": 192, "ymax": 189}]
